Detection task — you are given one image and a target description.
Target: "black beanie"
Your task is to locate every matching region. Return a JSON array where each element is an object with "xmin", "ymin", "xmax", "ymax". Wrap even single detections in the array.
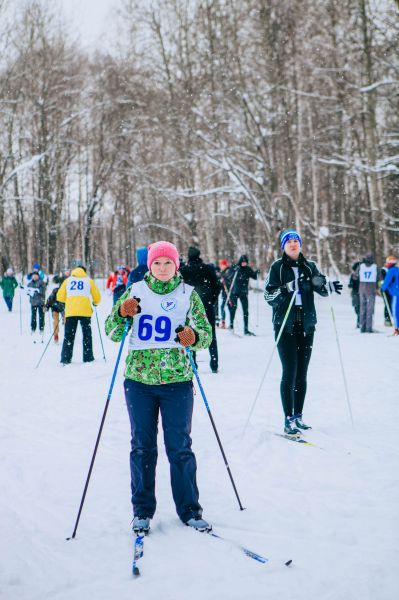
[{"xmin": 188, "ymin": 247, "xmax": 201, "ymax": 260}]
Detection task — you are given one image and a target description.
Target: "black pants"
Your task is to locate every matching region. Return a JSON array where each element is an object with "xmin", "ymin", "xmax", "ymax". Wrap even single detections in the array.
[
  {"xmin": 31, "ymin": 305, "xmax": 45, "ymax": 331},
  {"xmin": 276, "ymin": 323, "xmax": 314, "ymax": 417},
  {"xmin": 230, "ymin": 293, "xmax": 249, "ymax": 330},
  {"xmin": 192, "ymin": 306, "xmax": 218, "ymax": 371},
  {"xmin": 61, "ymin": 316, "xmax": 94, "ymax": 364}
]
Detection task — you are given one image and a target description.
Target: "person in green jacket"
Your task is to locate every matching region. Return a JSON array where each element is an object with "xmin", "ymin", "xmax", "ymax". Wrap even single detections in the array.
[
  {"xmin": 0, "ymin": 268, "xmax": 18, "ymax": 312},
  {"xmin": 105, "ymin": 241, "xmax": 212, "ymax": 535}
]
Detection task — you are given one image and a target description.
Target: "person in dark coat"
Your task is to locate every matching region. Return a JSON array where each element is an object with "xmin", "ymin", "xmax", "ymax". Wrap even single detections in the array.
[
  {"xmin": 26, "ymin": 272, "xmax": 47, "ymax": 337},
  {"xmin": 265, "ymin": 229, "xmax": 342, "ymax": 436},
  {"xmin": 348, "ymin": 261, "xmax": 361, "ymax": 327},
  {"xmin": 45, "ymin": 286, "xmax": 65, "ymax": 343},
  {"xmin": 180, "ymin": 246, "xmax": 221, "ymax": 373},
  {"xmin": 127, "ymin": 247, "xmax": 149, "ymax": 287},
  {"xmin": 229, "ymin": 255, "xmax": 259, "ymax": 335}
]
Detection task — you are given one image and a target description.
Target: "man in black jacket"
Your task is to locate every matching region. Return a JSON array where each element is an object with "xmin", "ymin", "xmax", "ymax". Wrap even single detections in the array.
[
  {"xmin": 229, "ymin": 255, "xmax": 259, "ymax": 335},
  {"xmin": 180, "ymin": 247, "xmax": 221, "ymax": 373}
]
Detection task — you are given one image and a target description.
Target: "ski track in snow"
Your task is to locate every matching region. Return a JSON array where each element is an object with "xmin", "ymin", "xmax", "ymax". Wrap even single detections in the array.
[{"xmin": 1, "ymin": 285, "xmax": 398, "ymax": 600}]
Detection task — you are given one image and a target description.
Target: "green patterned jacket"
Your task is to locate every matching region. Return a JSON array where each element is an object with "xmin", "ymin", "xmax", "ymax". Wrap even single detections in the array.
[{"xmin": 105, "ymin": 272, "xmax": 212, "ymax": 385}]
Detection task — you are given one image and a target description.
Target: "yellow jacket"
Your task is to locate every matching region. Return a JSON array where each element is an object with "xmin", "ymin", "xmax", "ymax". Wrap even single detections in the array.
[{"xmin": 57, "ymin": 268, "xmax": 101, "ymax": 317}]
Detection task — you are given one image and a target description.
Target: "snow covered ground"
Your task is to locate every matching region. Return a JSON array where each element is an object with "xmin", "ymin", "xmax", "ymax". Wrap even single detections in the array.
[{"xmin": 1, "ymin": 285, "xmax": 398, "ymax": 600}]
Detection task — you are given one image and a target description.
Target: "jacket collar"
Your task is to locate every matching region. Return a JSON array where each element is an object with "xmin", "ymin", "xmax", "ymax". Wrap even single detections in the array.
[{"xmin": 282, "ymin": 252, "xmax": 306, "ymax": 267}]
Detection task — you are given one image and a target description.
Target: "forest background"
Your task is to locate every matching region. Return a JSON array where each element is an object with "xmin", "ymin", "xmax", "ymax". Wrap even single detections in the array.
[{"xmin": 0, "ymin": 0, "xmax": 398, "ymax": 276}]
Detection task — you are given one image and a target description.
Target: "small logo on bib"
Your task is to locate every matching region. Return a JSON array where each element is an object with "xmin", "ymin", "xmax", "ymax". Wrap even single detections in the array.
[{"xmin": 161, "ymin": 299, "xmax": 177, "ymax": 312}]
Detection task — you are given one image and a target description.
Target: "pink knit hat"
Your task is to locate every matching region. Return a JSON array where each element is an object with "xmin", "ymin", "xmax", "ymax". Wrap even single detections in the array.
[{"xmin": 147, "ymin": 241, "xmax": 180, "ymax": 270}]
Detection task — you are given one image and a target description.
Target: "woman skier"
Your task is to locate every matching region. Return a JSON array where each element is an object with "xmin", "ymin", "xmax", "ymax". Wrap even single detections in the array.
[
  {"xmin": 105, "ymin": 241, "xmax": 212, "ymax": 534},
  {"xmin": 264, "ymin": 229, "xmax": 342, "ymax": 437}
]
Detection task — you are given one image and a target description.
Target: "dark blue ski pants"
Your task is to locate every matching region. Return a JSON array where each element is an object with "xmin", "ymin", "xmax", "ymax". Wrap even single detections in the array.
[{"xmin": 124, "ymin": 379, "xmax": 202, "ymax": 523}]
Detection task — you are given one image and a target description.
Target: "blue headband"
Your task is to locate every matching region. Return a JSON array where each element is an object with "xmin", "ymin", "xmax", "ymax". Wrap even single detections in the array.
[{"xmin": 280, "ymin": 230, "xmax": 302, "ymax": 251}]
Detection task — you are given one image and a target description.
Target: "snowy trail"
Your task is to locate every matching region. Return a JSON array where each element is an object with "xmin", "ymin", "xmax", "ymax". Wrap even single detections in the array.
[{"xmin": 1, "ymin": 286, "xmax": 398, "ymax": 600}]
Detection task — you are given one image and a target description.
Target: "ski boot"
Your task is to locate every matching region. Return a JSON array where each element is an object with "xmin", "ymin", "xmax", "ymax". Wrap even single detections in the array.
[
  {"xmin": 132, "ymin": 516, "xmax": 151, "ymax": 535},
  {"xmin": 293, "ymin": 413, "xmax": 312, "ymax": 430},
  {"xmin": 185, "ymin": 516, "xmax": 212, "ymax": 532},
  {"xmin": 284, "ymin": 416, "xmax": 301, "ymax": 438}
]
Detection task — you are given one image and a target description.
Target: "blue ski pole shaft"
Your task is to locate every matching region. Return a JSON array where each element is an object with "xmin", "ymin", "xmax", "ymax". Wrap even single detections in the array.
[
  {"xmin": 94, "ymin": 306, "xmax": 106, "ymax": 362},
  {"xmin": 67, "ymin": 320, "xmax": 130, "ymax": 540},
  {"xmin": 186, "ymin": 348, "xmax": 244, "ymax": 511}
]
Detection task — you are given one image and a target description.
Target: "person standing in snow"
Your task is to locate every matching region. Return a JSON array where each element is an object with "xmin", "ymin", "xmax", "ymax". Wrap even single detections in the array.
[
  {"xmin": 358, "ymin": 254, "xmax": 379, "ymax": 333},
  {"xmin": 348, "ymin": 260, "xmax": 361, "ymax": 328},
  {"xmin": 229, "ymin": 255, "xmax": 259, "ymax": 335},
  {"xmin": 27, "ymin": 272, "xmax": 47, "ymax": 337},
  {"xmin": 27, "ymin": 263, "xmax": 48, "ymax": 286},
  {"xmin": 381, "ymin": 256, "xmax": 399, "ymax": 335},
  {"xmin": 180, "ymin": 246, "xmax": 220, "ymax": 373},
  {"xmin": 0, "ymin": 268, "xmax": 18, "ymax": 312},
  {"xmin": 57, "ymin": 266, "xmax": 101, "ymax": 365},
  {"xmin": 53, "ymin": 269, "xmax": 71, "ymax": 287},
  {"xmin": 45, "ymin": 286, "xmax": 65, "ymax": 343},
  {"xmin": 127, "ymin": 246, "xmax": 149, "ymax": 287},
  {"xmin": 106, "ymin": 266, "xmax": 129, "ymax": 305},
  {"xmin": 218, "ymin": 259, "xmax": 233, "ymax": 329},
  {"xmin": 105, "ymin": 241, "xmax": 212, "ymax": 534},
  {"xmin": 264, "ymin": 229, "xmax": 342, "ymax": 437},
  {"xmin": 380, "ymin": 256, "xmax": 396, "ymax": 326}
]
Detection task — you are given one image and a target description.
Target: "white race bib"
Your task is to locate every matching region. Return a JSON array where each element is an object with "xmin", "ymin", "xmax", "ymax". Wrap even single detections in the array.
[
  {"xmin": 66, "ymin": 277, "xmax": 91, "ymax": 297},
  {"xmin": 128, "ymin": 280, "xmax": 194, "ymax": 350},
  {"xmin": 359, "ymin": 264, "xmax": 377, "ymax": 283}
]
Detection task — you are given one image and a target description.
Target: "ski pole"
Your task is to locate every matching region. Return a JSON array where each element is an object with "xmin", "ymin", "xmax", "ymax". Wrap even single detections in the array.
[
  {"xmin": 382, "ymin": 291, "xmax": 394, "ymax": 327},
  {"xmin": 94, "ymin": 306, "xmax": 106, "ymax": 362},
  {"xmin": 35, "ymin": 328, "xmax": 56, "ymax": 368},
  {"xmin": 242, "ymin": 290, "xmax": 298, "ymax": 437},
  {"xmin": 326, "ymin": 279, "xmax": 354, "ymax": 429},
  {"xmin": 67, "ymin": 319, "xmax": 131, "ymax": 540},
  {"xmin": 186, "ymin": 347, "xmax": 245, "ymax": 511},
  {"xmin": 19, "ymin": 283, "xmax": 23, "ymax": 335},
  {"xmin": 224, "ymin": 269, "xmax": 238, "ymax": 309}
]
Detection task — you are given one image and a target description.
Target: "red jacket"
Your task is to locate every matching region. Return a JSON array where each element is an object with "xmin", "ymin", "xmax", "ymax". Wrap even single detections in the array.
[{"xmin": 106, "ymin": 272, "xmax": 128, "ymax": 293}]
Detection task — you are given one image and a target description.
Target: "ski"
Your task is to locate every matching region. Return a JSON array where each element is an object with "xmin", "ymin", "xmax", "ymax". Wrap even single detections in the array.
[
  {"xmin": 272, "ymin": 432, "xmax": 320, "ymax": 448},
  {"xmin": 132, "ymin": 534, "xmax": 144, "ymax": 577},
  {"xmin": 206, "ymin": 530, "xmax": 292, "ymax": 567}
]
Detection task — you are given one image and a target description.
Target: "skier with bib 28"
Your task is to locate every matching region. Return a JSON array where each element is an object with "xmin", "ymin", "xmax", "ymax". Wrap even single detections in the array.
[
  {"xmin": 105, "ymin": 241, "xmax": 212, "ymax": 534},
  {"xmin": 57, "ymin": 266, "xmax": 101, "ymax": 365}
]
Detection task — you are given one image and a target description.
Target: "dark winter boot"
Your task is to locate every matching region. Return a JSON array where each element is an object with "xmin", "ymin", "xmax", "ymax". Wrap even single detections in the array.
[
  {"xmin": 244, "ymin": 329, "xmax": 256, "ymax": 336},
  {"xmin": 293, "ymin": 413, "xmax": 312, "ymax": 430},
  {"xmin": 284, "ymin": 416, "xmax": 301, "ymax": 437}
]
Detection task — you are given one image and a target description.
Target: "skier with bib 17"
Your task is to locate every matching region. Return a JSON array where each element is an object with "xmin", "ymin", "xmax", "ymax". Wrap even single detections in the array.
[
  {"xmin": 105, "ymin": 241, "xmax": 213, "ymax": 534},
  {"xmin": 264, "ymin": 229, "xmax": 342, "ymax": 437}
]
